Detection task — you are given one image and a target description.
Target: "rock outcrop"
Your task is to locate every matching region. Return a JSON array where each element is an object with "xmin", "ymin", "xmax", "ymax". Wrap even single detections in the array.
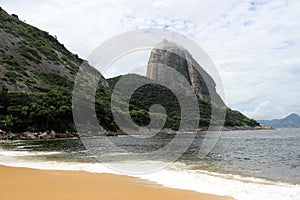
[
  {"xmin": 0, "ymin": 131, "xmax": 79, "ymax": 140},
  {"xmin": 147, "ymin": 39, "xmax": 224, "ymax": 105}
]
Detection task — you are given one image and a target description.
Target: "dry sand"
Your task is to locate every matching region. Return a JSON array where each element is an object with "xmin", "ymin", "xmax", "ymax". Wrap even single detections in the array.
[{"xmin": 0, "ymin": 165, "xmax": 233, "ymax": 200}]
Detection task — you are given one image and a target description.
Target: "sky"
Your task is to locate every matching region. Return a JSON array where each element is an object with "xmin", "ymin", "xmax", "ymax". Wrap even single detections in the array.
[{"xmin": 1, "ymin": 0, "xmax": 300, "ymax": 120}]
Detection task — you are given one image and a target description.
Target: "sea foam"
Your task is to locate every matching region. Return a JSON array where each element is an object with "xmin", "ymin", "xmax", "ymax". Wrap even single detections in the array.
[{"xmin": 0, "ymin": 148, "xmax": 299, "ymax": 200}]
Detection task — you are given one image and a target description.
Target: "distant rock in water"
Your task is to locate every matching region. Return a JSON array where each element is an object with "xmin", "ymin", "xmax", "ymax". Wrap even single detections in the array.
[
  {"xmin": 147, "ymin": 39, "xmax": 224, "ymax": 105},
  {"xmin": 258, "ymin": 113, "xmax": 300, "ymax": 128}
]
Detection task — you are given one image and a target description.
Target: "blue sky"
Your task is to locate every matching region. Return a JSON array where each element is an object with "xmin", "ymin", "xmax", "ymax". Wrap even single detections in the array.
[{"xmin": 1, "ymin": 0, "xmax": 300, "ymax": 120}]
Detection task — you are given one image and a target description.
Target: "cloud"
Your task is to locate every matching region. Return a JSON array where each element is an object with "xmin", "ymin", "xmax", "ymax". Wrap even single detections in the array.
[
  {"xmin": 0, "ymin": 0, "xmax": 235, "ymax": 57},
  {"xmin": 1, "ymin": 0, "xmax": 299, "ymax": 120},
  {"xmin": 244, "ymin": 101, "xmax": 272, "ymax": 120},
  {"xmin": 104, "ymin": 50, "xmax": 151, "ymax": 78}
]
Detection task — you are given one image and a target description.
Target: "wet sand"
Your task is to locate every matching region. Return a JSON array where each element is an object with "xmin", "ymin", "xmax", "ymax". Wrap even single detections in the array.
[{"xmin": 0, "ymin": 165, "xmax": 233, "ymax": 200}]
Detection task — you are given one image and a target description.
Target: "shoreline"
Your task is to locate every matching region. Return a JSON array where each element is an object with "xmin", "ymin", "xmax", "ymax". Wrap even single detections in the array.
[
  {"xmin": 0, "ymin": 125, "xmax": 274, "ymax": 140},
  {"xmin": 0, "ymin": 165, "xmax": 233, "ymax": 200}
]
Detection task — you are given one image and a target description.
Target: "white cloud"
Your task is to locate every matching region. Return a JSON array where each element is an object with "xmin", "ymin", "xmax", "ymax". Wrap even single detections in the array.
[
  {"xmin": 244, "ymin": 101, "xmax": 272, "ymax": 120},
  {"xmin": 1, "ymin": 0, "xmax": 300, "ymax": 120},
  {"xmin": 104, "ymin": 50, "xmax": 151, "ymax": 78}
]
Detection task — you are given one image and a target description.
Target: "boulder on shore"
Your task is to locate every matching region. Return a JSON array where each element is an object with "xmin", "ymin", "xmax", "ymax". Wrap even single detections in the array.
[
  {"xmin": 24, "ymin": 132, "xmax": 36, "ymax": 140},
  {"xmin": 38, "ymin": 132, "xmax": 51, "ymax": 139}
]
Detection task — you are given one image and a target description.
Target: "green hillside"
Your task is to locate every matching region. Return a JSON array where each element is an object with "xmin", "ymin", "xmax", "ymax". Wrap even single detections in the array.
[
  {"xmin": 107, "ymin": 74, "xmax": 259, "ymax": 130},
  {"xmin": 0, "ymin": 8, "xmax": 112, "ymax": 132},
  {"xmin": 0, "ymin": 8, "xmax": 259, "ymax": 134}
]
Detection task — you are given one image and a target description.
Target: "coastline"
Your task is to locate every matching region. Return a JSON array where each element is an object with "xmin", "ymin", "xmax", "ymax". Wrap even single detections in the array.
[
  {"xmin": 0, "ymin": 125, "xmax": 274, "ymax": 140},
  {"xmin": 0, "ymin": 165, "xmax": 232, "ymax": 200},
  {"xmin": 1, "ymin": 129, "xmax": 299, "ymax": 200}
]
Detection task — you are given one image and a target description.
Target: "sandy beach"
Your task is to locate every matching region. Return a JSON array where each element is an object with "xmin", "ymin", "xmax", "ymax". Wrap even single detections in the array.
[{"xmin": 0, "ymin": 165, "xmax": 232, "ymax": 200}]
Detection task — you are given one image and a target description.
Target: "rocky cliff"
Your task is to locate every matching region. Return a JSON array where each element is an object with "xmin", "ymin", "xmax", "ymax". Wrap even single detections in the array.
[{"xmin": 147, "ymin": 39, "xmax": 223, "ymax": 105}]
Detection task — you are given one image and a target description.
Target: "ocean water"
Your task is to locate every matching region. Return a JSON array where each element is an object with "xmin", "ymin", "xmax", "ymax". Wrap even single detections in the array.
[{"xmin": 0, "ymin": 129, "xmax": 299, "ymax": 200}]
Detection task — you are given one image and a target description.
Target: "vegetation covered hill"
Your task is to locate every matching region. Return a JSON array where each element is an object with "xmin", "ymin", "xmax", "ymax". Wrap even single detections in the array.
[
  {"xmin": 0, "ymin": 8, "xmax": 259, "ymax": 134},
  {"xmin": 0, "ymin": 8, "xmax": 111, "ymax": 132},
  {"xmin": 0, "ymin": 8, "xmax": 82, "ymax": 92},
  {"xmin": 107, "ymin": 74, "xmax": 259, "ymax": 129},
  {"xmin": 258, "ymin": 113, "xmax": 300, "ymax": 128}
]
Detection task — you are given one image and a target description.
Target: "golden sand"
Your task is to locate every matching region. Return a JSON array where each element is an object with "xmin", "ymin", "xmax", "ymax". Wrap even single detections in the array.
[{"xmin": 0, "ymin": 165, "xmax": 233, "ymax": 200}]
